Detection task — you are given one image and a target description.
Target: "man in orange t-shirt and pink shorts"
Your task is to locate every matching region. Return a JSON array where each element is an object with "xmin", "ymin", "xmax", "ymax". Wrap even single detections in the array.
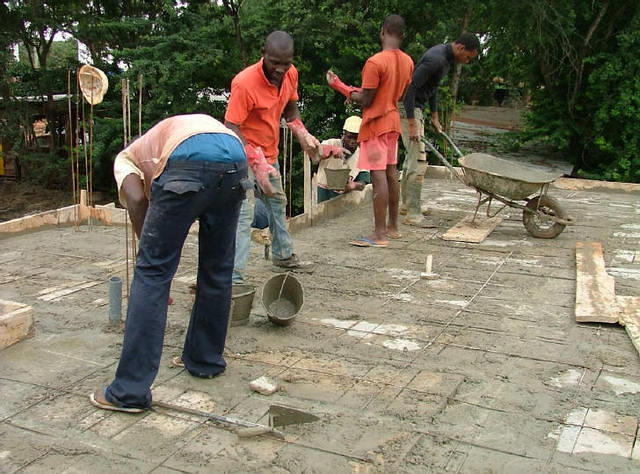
[{"xmin": 327, "ymin": 14, "xmax": 413, "ymax": 247}]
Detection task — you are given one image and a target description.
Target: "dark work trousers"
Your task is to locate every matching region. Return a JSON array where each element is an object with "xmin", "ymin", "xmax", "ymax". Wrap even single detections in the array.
[{"xmin": 106, "ymin": 160, "xmax": 247, "ymax": 409}]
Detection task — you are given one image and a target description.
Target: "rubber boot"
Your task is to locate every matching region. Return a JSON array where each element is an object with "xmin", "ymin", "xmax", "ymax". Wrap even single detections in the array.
[
  {"xmin": 402, "ymin": 165, "xmax": 435, "ymax": 228},
  {"xmin": 400, "ymin": 165, "xmax": 409, "ymax": 215}
]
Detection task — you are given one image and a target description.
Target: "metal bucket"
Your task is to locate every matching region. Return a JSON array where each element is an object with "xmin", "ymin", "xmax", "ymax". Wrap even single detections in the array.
[
  {"xmin": 324, "ymin": 168, "xmax": 350, "ymax": 190},
  {"xmin": 229, "ymin": 284, "xmax": 256, "ymax": 327},
  {"xmin": 261, "ymin": 273, "xmax": 304, "ymax": 326}
]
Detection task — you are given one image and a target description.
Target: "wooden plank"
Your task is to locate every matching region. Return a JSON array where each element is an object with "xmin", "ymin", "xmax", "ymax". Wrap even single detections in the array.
[
  {"xmin": 441, "ymin": 216, "xmax": 502, "ymax": 243},
  {"xmin": 575, "ymin": 242, "xmax": 619, "ymax": 323},
  {"xmin": 0, "ymin": 299, "xmax": 34, "ymax": 350},
  {"xmin": 618, "ymin": 296, "xmax": 640, "ymax": 359}
]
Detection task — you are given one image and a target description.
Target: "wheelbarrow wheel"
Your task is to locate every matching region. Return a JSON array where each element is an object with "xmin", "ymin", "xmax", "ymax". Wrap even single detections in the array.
[{"xmin": 523, "ymin": 195, "xmax": 567, "ymax": 238}]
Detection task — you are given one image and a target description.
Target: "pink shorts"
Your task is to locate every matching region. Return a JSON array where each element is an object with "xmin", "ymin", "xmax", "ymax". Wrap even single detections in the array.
[{"xmin": 357, "ymin": 132, "xmax": 400, "ymax": 171}]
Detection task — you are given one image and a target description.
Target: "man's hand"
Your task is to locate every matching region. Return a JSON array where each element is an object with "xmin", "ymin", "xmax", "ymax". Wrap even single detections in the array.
[
  {"xmin": 343, "ymin": 179, "xmax": 365, "ymax": 193},
  {"xmin": 326, "ymin": 70, "xmax": 362, "ymax": 99},
  {"xmin": 344, "ymin": 179, "xmax": 357, "ymax": 193},
  {"xmin": 320, "ymin": 145, "xmax": 351, "ymax": 160},
  {"xmin": 245, "ymin": 144, "xmax": 278, "ymax": 197},
  {"xmin": 407, "ymin": 118, "xmax": 420, "ymax": 142},
  {"xmin": 287, "ymin": 118, "xmax": 321, "ymax": 157},
  {"xmin": 431, "ymin": 116, "xmax": 443, "ymax": 134}
]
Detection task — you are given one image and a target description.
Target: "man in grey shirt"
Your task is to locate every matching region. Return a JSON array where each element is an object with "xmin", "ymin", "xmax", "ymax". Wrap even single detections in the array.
[{"xmin": 399, "ymin": 32, "xmax": 479, "ymax": 227}]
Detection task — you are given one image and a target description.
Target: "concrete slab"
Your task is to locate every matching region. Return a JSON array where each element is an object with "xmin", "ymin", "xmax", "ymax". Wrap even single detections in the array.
[{"xmin": 0, "ymin": 168, "xmax": 639, "ymax": 472}]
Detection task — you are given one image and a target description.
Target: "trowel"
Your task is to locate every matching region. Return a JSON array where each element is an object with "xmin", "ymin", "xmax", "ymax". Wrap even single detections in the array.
[
  {"xmin": 268, "ymin": 403, "xmax": 320, "ymax": 428},
  {"xmin": 236, "ymin": 403, "xmax": 320, "ymax": 438},
  {"xmin": 154, "ymin": 400, "xmax": 318, "ymax": 439}
]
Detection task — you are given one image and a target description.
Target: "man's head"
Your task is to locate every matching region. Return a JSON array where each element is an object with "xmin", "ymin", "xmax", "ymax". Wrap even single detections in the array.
[
  {"xmin": 380, "ymin": 14, "xmax": 405, "ymax": 45},
  {"xmin": 341, "ymin": 116, "xmax": 361, "ymax": 153},
  {"xmin": 262, "ymin": 31, "xmax": 294, "ymax": 87},
  {"xmin": 452, "ymin": 32, "xmax": 480, "ymax": 64}
]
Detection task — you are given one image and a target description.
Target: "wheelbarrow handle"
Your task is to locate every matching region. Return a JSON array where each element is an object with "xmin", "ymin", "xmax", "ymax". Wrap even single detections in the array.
[
  {"xmin": 421, "ymin": 138, "xmax": 467, "ymax": 186},
  {"xmin": 439, "ymin": 131, "xmax": 465, "ymax": 159}
]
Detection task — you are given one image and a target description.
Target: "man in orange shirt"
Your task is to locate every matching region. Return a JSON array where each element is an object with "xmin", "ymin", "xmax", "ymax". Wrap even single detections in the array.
[
  {"xmin": 225, "ymin": 31, "xmax": 324, "ymax": 273},
  {"xmin": 327, "ymin": 14, "xmax": 413, "ymax": 247}
]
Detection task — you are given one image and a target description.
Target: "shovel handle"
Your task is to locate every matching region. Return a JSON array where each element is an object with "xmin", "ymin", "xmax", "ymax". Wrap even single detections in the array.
[
  {"xmin": 439, "ymin": 131, "xmax": 465, "ymax": 159},
  {"xmin": 421, "ymin": 138, "xmax": 467, "ymax": 186},
  {"xmin": 236, "ymin": 426, "xmax": 285, "ymax": 439}
]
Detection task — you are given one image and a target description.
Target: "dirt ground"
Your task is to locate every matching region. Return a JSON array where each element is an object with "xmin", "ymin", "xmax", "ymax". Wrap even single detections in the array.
[{"xmin": 0, "ymin": 182, "xmax": 74, "ymax": 223}]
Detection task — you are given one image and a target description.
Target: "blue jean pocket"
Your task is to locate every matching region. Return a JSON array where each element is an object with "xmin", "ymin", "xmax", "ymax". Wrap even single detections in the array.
[{"xmin": 162, "ymin": 180, "xmax": 203, "ymax": 195}]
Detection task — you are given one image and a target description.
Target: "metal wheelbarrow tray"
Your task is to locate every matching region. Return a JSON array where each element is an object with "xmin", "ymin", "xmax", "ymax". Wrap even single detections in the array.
[{"xmin": 423, "ymin": 134, "xmax": 575, "ymax": 239}]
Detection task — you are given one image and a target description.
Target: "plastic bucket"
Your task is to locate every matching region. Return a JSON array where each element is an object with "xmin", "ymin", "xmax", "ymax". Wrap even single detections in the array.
[
  {"xmin": 229, "ymin": 284, "xmax": 256, "ymax": 327},
  {"xmin": 261, "ymin": 273, "xmax": 304, "ymax": 326},
  {"xmin": 324, "ymin": 168, "xmax": 351, "ymax": 190}
]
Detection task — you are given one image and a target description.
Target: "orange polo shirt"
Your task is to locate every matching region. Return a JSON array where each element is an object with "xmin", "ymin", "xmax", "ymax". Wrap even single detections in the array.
[
  {"xmin": 225, "ymin": 58, "xmax": 299, "ymax": 163},
  {"xmin": 358, "ymin": 49, "xmax": 414, "ymax": 142}
]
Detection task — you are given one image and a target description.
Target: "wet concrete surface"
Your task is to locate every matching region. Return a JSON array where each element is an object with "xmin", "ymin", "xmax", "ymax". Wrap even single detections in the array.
[{"xmin": 1, "ymin": 168, "xmax": 639, "ymax": 472}]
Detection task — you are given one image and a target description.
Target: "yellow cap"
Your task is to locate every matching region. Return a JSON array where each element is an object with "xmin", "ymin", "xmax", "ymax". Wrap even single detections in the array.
[{"xmin": 343, "ymin": 116, "xmax": 362, "ymax": 134}]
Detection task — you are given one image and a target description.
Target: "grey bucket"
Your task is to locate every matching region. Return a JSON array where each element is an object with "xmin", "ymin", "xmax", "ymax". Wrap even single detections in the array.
[
  {"xmin": 229, "ymin": 284, "xmax": 256, "ymax": 327},
  {"xmin": 324, "ymin": 168, "xmax": 351, "ymax": 190},
  {"xmin": 261, "ymin": 273, "xmax": 304, "ymax": 326}
]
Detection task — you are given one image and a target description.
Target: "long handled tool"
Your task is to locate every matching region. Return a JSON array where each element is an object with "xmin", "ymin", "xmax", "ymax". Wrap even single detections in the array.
[
  {"xmin": 153, "ymin": 400, "xmax": 285, "ymax": 439},
  {"xmin": 153, "ymin": 401, "xmax": 319, "ymax": 439}
]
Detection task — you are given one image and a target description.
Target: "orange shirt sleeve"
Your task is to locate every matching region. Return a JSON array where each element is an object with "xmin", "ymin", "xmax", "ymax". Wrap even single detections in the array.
[
  {"xmin": 224, "ymin": 78, "xmax": 253, "ymax": 125},
  {"xmin": 361, "ymin": 57, "xmax": 382, "ymax": 90}
]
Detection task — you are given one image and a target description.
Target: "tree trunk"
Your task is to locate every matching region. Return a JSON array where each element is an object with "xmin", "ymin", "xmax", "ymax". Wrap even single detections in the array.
[
  {"xmin": 222, "ymin": 0, "xmax": 247, "ymax": 68},
  {"xmin": 448, "ymin": 4, "xmax": 473, "ymax": 134}
]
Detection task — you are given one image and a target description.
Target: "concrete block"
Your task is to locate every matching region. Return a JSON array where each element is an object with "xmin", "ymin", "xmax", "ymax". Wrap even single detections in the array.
[
  {"xmin": 0, "ymin": 299, "xmax": 34, "ymax": 350},
  {"xmin": 249, "ymin": 376, "xmax": 279, "ymax": 395}
]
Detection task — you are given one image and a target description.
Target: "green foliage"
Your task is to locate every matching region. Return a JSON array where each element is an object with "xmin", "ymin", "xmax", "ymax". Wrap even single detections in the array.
[
  {"xmin": 577, "ymin": 22, "xmax": 640, "ymax": 182},
  {"xmin": 3, "ymin": 0, "xmax": 640, "ymax": 203},
  {"xmin": 18, "ymin": 150, "xmax": 71, "ymax": 188}
]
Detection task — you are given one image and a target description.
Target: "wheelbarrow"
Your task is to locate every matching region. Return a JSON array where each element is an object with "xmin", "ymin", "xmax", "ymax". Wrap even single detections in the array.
[{"xmin": 422, "ymin": 132, "xmax": 575, "ymax": 238}]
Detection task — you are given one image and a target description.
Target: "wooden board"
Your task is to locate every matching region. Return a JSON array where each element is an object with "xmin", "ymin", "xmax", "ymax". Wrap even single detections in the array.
[
  {"xmin": 618, "ymin": 296, "xmax": 640, "ymax": 359},
  {"xmin": 0, "ymin": 299, "xmax": 34, "ymax": 350},
  {"xmin": 575, "ymin": 242, "xmax": 619, "ymax": 323},
  {"xmin": 441, "ymin": 216, "xmax": 502, "ymax": 243}
]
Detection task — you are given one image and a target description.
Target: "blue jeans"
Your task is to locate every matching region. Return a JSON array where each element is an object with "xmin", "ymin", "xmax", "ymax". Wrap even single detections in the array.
[
  {"xmin": 233, "ymin": 195, "xmax": 254, "ymax": 284},
  {"xmin": 106, "ymin": 160, "xmax": 247, "ymax": 409},
  {"xmin": 233, "ymin": 161, "xmax": 293, "ymax": 283}
]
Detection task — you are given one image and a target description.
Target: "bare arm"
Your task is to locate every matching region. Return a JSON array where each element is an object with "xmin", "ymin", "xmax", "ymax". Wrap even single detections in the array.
[
  {"xmin": 224, "ymin": 120, "xmax": 246, "ymax": 145},
  {"xmin": 225, "ymin": 120, "xmax": 277, "ymax": 196},
  {"xmin": 349, "ymin": 88, "xmax": 377, "ymax": 109},
  {"xmin": 282, "ymin": 100, "xmax": 301, "ymax": 123},
  {"xmin": 283, "ymin": 101, "xmax": 321, "ymax": 157},
  {"xmin": 121, "ymin": 174, "xmax": 148, "ymax": 239}
]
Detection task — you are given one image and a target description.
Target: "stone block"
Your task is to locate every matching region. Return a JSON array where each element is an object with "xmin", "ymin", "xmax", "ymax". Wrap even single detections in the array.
[{"xmin": 0, "ymin": 299, "xmax": 34, "ymax": 350}]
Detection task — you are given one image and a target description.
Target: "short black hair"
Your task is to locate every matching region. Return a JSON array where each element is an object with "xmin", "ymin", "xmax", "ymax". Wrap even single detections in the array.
[
  {"xmin": 265, "ymin": 31, "xmax": 294, "ymax": 53},
  {"xmin": 382, "ymin": 14, "xmax": 405, "ymax": 38},
  {"xmin": 455, "ymin": 32, "xmax": 480, "ymax": 52}
]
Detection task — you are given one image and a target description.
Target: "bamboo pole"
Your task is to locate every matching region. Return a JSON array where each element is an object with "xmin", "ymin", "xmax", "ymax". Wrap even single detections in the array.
[
  {"xmin": 122, "ymin": 79, "xmax": 130, "ymax": 299},
  {"xmin": 67, "ymin": 71, "xmax": 76, "ymax": 220}
]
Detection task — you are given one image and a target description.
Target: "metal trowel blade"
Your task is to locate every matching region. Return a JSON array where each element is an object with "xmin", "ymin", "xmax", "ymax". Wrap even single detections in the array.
[{"xmin": 268, "ymin": 404, "xmax": 319, "ymax": 427}]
